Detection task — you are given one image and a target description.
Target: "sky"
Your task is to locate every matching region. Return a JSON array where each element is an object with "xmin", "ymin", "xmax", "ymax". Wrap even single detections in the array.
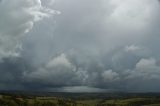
[{"xmin": 0, "ymin": 0, "xmax": 160, "ymax": 92}]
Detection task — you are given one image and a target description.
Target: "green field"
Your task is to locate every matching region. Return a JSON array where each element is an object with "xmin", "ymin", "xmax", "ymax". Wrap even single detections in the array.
[{"xmin": 0, "ymin": 93, "xmax": 160, "ymax": 106}]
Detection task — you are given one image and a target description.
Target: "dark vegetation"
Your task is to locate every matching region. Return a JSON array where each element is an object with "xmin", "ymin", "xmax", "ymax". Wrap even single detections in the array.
[{"xmin": 0, "ymin": 91, "xmax": 160, "ymax": 106}]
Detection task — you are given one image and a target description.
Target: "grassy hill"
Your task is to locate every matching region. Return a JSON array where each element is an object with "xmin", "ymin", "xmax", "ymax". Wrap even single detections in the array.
[{"xmin": 0, "ymin": 92, "xmax": 160, "ymax": 106}]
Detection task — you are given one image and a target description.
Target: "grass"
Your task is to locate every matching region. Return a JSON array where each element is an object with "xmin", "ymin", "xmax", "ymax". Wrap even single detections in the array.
[{"xmin": 0, "ymin": 94, "xmax": 160, "ymax": 106}]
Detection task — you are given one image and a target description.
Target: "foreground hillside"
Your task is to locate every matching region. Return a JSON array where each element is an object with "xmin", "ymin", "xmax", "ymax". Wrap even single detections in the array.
[{"xmin": 0, "ymin": 92, "xmax": 160, "ymax": 106}]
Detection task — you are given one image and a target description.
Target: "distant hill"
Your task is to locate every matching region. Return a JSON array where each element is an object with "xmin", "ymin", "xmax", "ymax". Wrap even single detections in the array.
[{"xmin": 0, "ymin": 90, "xmax": 160, "ymax": 99}]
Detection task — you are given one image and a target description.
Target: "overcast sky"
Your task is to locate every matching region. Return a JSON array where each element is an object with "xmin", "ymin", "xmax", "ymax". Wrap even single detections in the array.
[{"xmin": 0, "ymin": 0, "xmax": 160, "ymax": 92}]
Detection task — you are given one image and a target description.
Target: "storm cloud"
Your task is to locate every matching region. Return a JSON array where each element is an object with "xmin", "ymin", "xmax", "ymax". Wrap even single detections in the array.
[{"xmin": 0, "ymin": 0, "xmax": 160, "ymax": 92}]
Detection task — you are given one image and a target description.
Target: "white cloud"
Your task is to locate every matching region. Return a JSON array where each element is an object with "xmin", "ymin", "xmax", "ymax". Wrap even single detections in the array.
[
  {"xmin": 136, "ymin": 58, "xmax": 156, "ymax": 70},
  {"xmin": 46, "ymin": 53, "xmax": 74, "ymax": 69},
  {"xmin": 124, "ymin": 45, "xmax": 151, "ymax": 57},
  {"xmin": 25, "ymin": 53, "xmax": 77, "ymax": 85},
  {"xmin": 127, "ymin": 58, "xmax": 160, "ymax": 80},
  {"xmin": 0, "ymin": 0, "xmax": 55, "ymax": 59},
  {"xmin": 102, "ymin": 69, "xmax": 119, "ymax": 82},
  {"xmin": 125, "ymin": 45, "xmax": 140, "ymax": 52}
]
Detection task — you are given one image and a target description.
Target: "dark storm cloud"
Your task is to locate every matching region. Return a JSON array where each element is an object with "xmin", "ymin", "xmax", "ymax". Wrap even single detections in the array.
[
  {"xmin": 0, "ymin": 57, "xmax": 30, "ymax": 90},
  {"xmin": 1, "ymin": 0, "xmax": 160, "ymax": 92}
]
